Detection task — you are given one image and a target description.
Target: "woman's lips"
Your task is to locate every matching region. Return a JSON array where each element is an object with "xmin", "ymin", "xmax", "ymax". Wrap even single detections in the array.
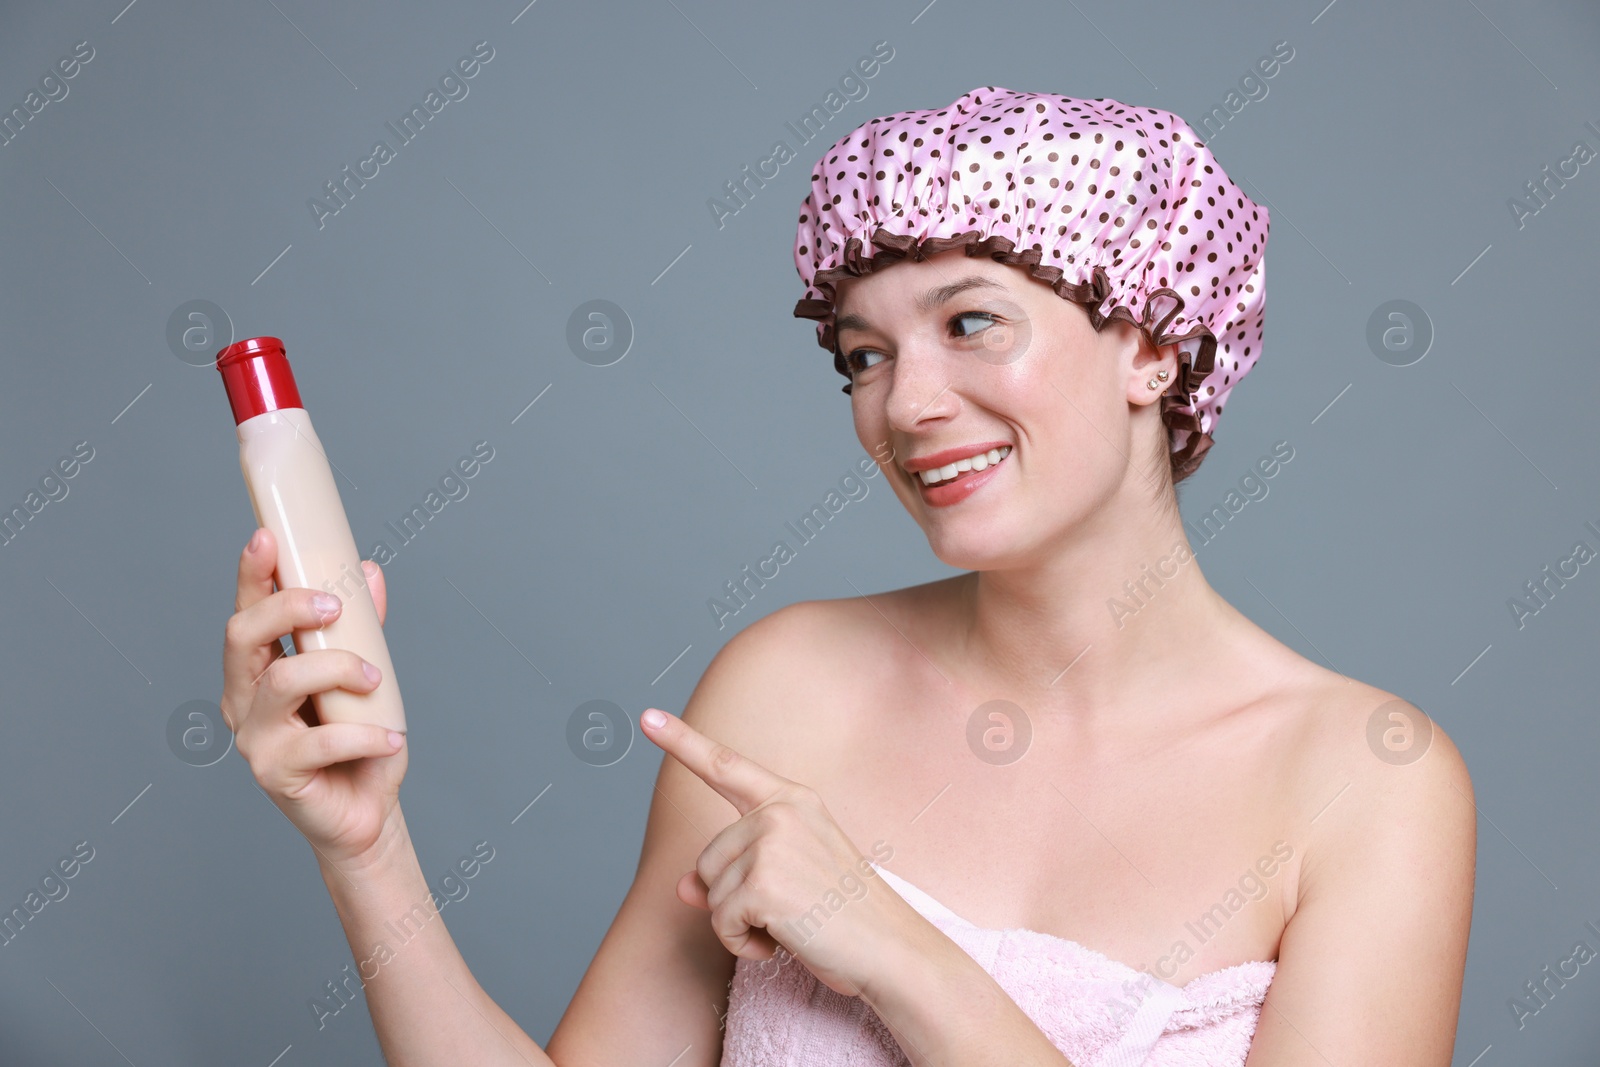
[{"xmin": 916, "ymin": 451, "xmax": 1009, "ymax": 507}]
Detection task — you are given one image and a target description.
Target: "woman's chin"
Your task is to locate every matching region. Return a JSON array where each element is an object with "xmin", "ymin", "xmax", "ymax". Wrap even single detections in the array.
[{"xmin": 922, "ymin": 524, "xmax": 1025, "ymax": 572}]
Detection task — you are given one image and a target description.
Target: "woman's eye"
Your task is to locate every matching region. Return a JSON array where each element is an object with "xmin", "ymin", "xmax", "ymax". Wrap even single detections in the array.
[
  {"xmin": 845, "ymin": 313, "xmax": 1000, "ymax": 375},
  {"xmin": 845, "ymin": 349, "xmax": 886, "ymax": 374},
  {"xmin": 953, "ymin": 312, "xmax": 998, "ymax": 338}
]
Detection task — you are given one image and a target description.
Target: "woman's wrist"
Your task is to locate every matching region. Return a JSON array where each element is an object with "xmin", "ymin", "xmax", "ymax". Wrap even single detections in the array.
[
  {"xmin": 856, "ymin": 909, "xmax": 1070, "ymax": 1067},
  {"xmin": 856, "ymin": 906, "xmax": 948, "ymax": 1015},
  {"xmin": 318, "ymin": 805, "xmax": 423, "ymax": 897},
  {"xmin": 314, "ymin": 804, "xmax": 442, "ymax": 978}
]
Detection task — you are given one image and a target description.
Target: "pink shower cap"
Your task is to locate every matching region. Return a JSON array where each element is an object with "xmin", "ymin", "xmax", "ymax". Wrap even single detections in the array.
[{"xmin": 792, "ymin": 87, "xmax": 1271, "ymax": 482}]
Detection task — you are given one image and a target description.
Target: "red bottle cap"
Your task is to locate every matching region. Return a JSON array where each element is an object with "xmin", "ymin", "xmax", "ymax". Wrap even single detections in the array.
[{"xmin": 216, "ymin": 336, "xmax": 304, "ymax": 424}]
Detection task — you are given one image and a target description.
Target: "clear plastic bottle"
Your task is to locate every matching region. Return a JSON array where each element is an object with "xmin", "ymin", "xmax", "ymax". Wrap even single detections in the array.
[{"xmin": 217, "ymin": 336, "xmax": 406, "ymax": 732}]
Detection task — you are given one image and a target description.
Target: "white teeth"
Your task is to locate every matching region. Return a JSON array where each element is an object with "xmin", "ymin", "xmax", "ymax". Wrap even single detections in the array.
[{"xmin": 916, "ymin": 445, "xmax": 1011, "ymax": 486}]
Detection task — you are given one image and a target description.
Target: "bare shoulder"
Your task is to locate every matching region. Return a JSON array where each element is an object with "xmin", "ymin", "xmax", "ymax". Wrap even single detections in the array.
[
  {"xmin": 1259, "ymin": 659, "xmax": 1474, "ymax": 873},
  {"xmin": 1318, "ymin": 677, "xmax": 1473, "ymax": 884},
  {"xmin": 1243, "ymin": 672, "xmax": 1476, "ymax": 1057},
  {"xmin": 680, "ymin": 596, "xmax": 871, "ymax": 780},
  {"xmin": 1281, "ymin": 672, "xmax": 1474, "ymax": 845},
  {"xmin": 682, "ymin": 580, "xmax": 947, "ymax": 778}
]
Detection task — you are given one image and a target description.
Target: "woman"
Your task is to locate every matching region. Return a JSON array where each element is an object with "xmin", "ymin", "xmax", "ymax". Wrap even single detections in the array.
[{"xmin": 221, "ymin": 88, "xmax": 1475, "ymax": 1065}]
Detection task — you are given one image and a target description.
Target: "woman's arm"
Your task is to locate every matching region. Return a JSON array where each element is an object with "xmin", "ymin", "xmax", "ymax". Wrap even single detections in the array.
[
  {"xmin": 543, "ymin": 607, "xmax": 833, "ymax": 1065},
  {"xmin": 332, "ymin": 623, "xmax": 824, "ymax": 1065},
  {"xmin": 1245, "ymin": 700, "xmax": 1477, "ymax": 1064},
  {"xmin": 317, "ymin": 806, "xmax": 552, "ymax": 1065},
  {"xmin": 224, "ymin": 533, "xmax": 549, "ymax": 1064},
  {"xmin": 228, "ymin": 532, "xmax": 748, "ymax": 1065},
  {"xmin": 317, "ymin": 772, "xmax": 740, "ymax": 1067}
]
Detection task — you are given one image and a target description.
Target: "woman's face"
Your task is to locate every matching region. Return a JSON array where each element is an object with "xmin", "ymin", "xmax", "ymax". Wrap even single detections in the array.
[{"xmin": 833, "ymin": 250, "xmax": 1167, "ymax": 570}]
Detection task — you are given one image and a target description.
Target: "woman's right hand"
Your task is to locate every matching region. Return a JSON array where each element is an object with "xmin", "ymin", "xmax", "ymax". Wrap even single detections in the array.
[{"xmin": 221, "ymin": 527, "xmax": 409, "ymax": 869}]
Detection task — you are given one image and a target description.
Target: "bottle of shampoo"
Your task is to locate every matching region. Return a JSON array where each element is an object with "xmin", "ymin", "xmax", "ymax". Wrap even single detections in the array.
[{"xmin": 217, "ymin": 336, "xmax": 405, "ymax": 732}]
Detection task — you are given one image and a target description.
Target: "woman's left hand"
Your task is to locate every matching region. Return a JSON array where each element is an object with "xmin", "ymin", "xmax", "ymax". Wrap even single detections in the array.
[{"xmin": 641, "ymin": 706, "xmax": 912, "ymax": 997}]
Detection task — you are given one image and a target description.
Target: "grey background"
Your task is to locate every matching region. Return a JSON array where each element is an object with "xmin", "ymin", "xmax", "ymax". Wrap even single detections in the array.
[{"xmin": 1, "ymin": 0, "xmax": 1596, "ymax": 1063}]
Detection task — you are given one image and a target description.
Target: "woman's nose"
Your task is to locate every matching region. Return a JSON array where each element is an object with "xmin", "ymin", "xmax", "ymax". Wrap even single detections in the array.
[{"xmin": 884, "ymin": 347, "xmax": 962, "ymax": 429}]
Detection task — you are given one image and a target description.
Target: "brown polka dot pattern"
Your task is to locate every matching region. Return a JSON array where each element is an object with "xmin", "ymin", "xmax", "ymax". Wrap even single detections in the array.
[{"xmin": 791, "ymin": 87, "xmax": 1271, "ymax": 483}]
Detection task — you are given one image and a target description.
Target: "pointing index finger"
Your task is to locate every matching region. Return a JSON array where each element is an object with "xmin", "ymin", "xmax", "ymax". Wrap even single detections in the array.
[{"xmin": 641, "ymin": 708, "xmax": 786, "ymax": 816}]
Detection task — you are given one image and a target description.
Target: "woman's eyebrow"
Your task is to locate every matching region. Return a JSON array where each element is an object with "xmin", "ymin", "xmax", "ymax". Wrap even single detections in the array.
[{"xmin": 835, "ymin": 276, "xmax": 1009, "ymax": 335}]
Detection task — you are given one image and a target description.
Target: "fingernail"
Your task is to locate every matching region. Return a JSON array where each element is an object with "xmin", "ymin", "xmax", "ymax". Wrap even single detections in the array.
[
  {"xmin": 313, "ymin": 593, "xmax": 340, "ymax": 620},
  {"xmin": 248, "ymin": 529, "xmax": 263, "ymax": 553},
  {"xmin": 362, "ymin": 560, "xmax": 377, "ymax": 579},
  {"xmin": 387, "ymin": 730, "xmax": 404, "ymax": 748},
  {"xmin": 363, "ymin": 662, "xmax": 381, "ymax": 685},
  {"xmin": 642, "ymin": 708, "xmax": 667, "ymax": 729}
]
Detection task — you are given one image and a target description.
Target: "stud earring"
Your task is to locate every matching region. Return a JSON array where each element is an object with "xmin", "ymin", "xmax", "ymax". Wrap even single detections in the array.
[{"xmin": 1147, "ymin": 368, "xmax": 1171, "ymax": 390}]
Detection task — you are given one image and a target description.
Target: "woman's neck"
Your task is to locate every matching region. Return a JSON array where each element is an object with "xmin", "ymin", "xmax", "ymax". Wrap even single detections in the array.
[{"xmin": 951, "ymin": 498, "xmax": 1239, "ymax": 721}]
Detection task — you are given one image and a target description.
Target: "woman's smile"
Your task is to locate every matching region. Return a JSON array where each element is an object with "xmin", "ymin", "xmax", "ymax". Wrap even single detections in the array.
[{"xmin": 905, "ymin": 444, "xmax": 1013, "ymax": 507}]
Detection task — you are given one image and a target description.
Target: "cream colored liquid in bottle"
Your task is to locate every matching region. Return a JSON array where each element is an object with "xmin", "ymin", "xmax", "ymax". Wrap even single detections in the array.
[{"xmin": 217, "ymin": 336, "xmax": 406, "ymax": 732}]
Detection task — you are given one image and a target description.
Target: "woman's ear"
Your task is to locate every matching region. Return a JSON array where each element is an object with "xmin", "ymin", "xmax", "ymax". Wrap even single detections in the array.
[{"xmin": 1125, "ymin": 324, "xmax": 1181, "ymax": 406}]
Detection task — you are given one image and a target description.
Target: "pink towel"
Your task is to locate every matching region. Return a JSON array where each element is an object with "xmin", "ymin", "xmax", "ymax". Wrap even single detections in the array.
[{"xmin": 720, "ymin": 863, "xmax": 1275, "ymax": 1067}]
